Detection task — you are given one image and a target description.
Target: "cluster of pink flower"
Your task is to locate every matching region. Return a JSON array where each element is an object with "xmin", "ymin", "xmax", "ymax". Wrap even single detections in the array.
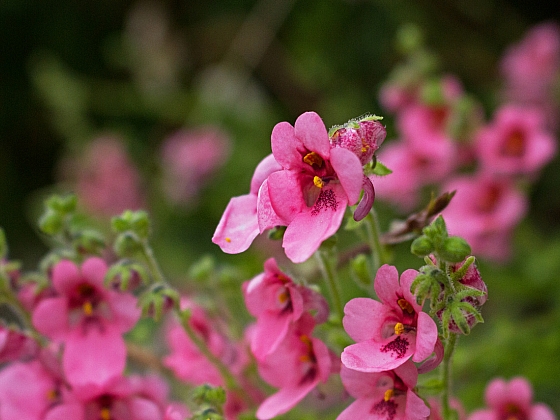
[
  {"xmin": 0, "ymin": 257, "xmax": 188, "ymax": 420},
  {"xmin": 375, "ymin": 23, "xmax": 560, "ymax": 261}
]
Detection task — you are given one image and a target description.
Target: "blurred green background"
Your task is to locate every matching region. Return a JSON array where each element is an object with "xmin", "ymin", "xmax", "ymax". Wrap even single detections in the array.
[{"xmin": 1, "ymin": 0, "xmax": 560, "ymax": 415}]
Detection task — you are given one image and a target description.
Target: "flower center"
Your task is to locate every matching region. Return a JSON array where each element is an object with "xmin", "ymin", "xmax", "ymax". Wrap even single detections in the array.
[
  {"xmin": 397, "ymin": 298, "xmax": 414, "ymax": 314},
  {"xmin": 502, "ymin": 129, "xmax": 526, "ymax": 157},
  {"xmin": 303, "ymin": 152, "xmax": 324, "ymax": 168},
  {"xmin": 313, "ymin": 176, "xmax": 325, "ymax": 188},
  {"xmin": 394, "ymin": 322, "xmax": 405, "ymax": 335},
  {"xmin": 384, "ymin": 389, "xmax": 394, "ymax": 402}
]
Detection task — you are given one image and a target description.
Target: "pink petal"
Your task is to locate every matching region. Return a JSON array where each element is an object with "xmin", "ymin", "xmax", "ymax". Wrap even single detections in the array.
[
  {"xmin": 52, "ymin": 260, "xmax": 81, "ymax": 295},
  {"xmin": 330, "ymin": 147, "xmax": 363, "ymax": 205},
  {"xmin": 484, "ymin": 378, "xmax": 509, "ymax": 408},
  {"xmin": 129, "ymin": 397, "xmax": 164, "ymax": 420},
  {"xmin": 257, "ymin": 179, "xmax": 287, "ymax": 232},
  {"xmin": 212, "ymin": 194, "xmax": 259, "ymax": 253},
  {"xmin": 467, "ymin": 410, "xmax": 494, "ymax": 420},
  {"xmin": 343, "ymin": 298, "xmax": 387, "ymax": 342},
  {"xmin": 530, "ymin": 404, "xmax": 557, "ymax": 420},
  {"xmin": 282, "ymin": 185, "xmax": 346, "ymax": 263},
  {"xmin": 250, "ymin": 154, "xmax": 282, "ymax": 195},
  {"xmin": 400, "ymin": 269, "xmax": 422, "ymax": 313},
  {"xmin": 63, "ymin": 328, "xmax": 126, "ymax": 388},
  {"xmin": 353, "ymin": 176, "xmax": 375, "ymax": 221},
  {"xmin": 341, "ymin": 334, "xmax": 415, "ymax": 373},
  {"xmin": 107, "ymin": 291, "xmax": 141, "ymax": 333},
  {"xmin": 44, "ymin": 403, "xmax": 85, "ymax": 420},
  {"xmin": 267, "ymin": 171, "xmax": 305, "ymax": 223},
  {"xmin": 373, "ymin": 265, "xmax": 400, "ymax": 308},
  {"xmin": 32, "ymin": 297, "xmax": 69, "ymax": 341},
  {"xmin": 411, "ymin": 311, "xmax": 438, "ymax": 363},
  {"xmin": 80, "ymin": 257, "xmax": 108, "ymax": 288},
  {"xmin": 405, "ymin": 389, "xmax": 431, "ymax": 420},
  {"xmin": 312, "ymin": 337, "xmax": 333, "ymax": 383},
  {"xmin": 294, "ymin": 112, "xmax": 330, "ymax": 159},
  {"xmin": 394, "ymin": 359, "xmax": 419, "ymax": 390},
  {"xmin": 340, "ymin": 365, "xmax": 391, "ymax": 399},
  {"xmin": 336, "ymin": 397, "xmax": 381, "ymax": 420},
  {"xmin": 250, "ymin": 312, "xmax": 292, "ymax": 361},
  {"xmin": 504, "ymin": 377, "xmax": 533, "ymax": 409},
  {"xmin": 271, "ymin": 121, "xmax": 303, "ymax": 170},
  {"xmin": 256, "ymin": 380, "xmax": 318, "ymax": 420}
]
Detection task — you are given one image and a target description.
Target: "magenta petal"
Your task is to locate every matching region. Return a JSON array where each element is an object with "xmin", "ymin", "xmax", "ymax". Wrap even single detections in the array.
[
  {"xmin": 108, "ymin": 291, "xmax": 141, "ymax": 333},
  {"xmin": 400, "ymin": 269, "xmax": 422, "ymax": 313},
  {"xmin": 337, "ymin": 397, "xmax": 380, "ymax": 420},
  {"xmin": 250, "ymin": 154, "xmax": 282, "ymax": 194},
  {"xmin": 52, "ymin": 260, "xmax": 81, "ymax": 295},
  {"xmin": 129, "ymin": 397, "xmax": 164, "ymax": 420},
  {"xmin": 417, "ymin": 338, "xmax": 444, "ymax": 374},
  {"xmin": 353, "ymin": 176, "xmax": 375, "ymax": 221},
  {"xmin": 251, "ymin": 313, "xmax": 292, "ymax": 361},
  {"xmin": 340, "ymin": 365, "xmax": 390, "ymax": 399},
  {"xmin": 330, "ymin": 147, "xmax": 363, "ymax": 205},
  {"xmin": 44, "ymin": 403, "xmax": 85, "ymax": 420},
  {"xmin": 343, "ymin": 298, "xmax": 386, "ymax": 342},
  {"xmin": 212, "ymin": 194, "xmax": 259, "ymax": 253},
  {"xmin": 271, "ymin": 121, "xmax": 303, "ymax": 170},
  {"xmin": 80, "ymin": 257, "xmax": 107, "ymax": 288},
  {"xmin": 468, "ymin": 410, "xmax": 494, "ymax": 420},
  {"xmin": 530, "ymin": 404, "xmax": 557, "ymax": 420},
  {"xmin": 412, "ymin": 311, "xmax": 438, "ymax": 363},
  {"xmin": 256, "ymin": 380, "xmax": 318, "ymax": 420},
  {"xmin": 373, "ymin": 265, "xmax": 400, "ymax": 308},
  {"xmin": 63, "ymin": 328, "xmax": 126, "ymax": 388},
  {"xmin": 32, "ymin": 297, "xmax": 69, "ymax": 341},
  {"xmin": 267, "ymin": 171, "xmax": 305, "ymax": 223},
  {"xmin": 341, "ymin": 335, "xmax": 415, "ymax": 372},
  {"xmin": 394, "ymin": 359, "xmax": 419, "ymax": 390},
  {"xmin": 294, "ymin": 112, "xmax": 330, "ymax": 159}
]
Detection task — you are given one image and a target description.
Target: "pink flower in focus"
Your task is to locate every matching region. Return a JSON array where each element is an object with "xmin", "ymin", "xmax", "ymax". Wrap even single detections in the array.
[
  {"xmin": 258, "ymin": 111, "xmax": 364, "ymax": 262},
  {"xmin": 468, "ymin": 377, "xmax": 556, "ymax": 420},
  {"xmin": 337, "ymin": 361, "xmax": 430, "ymax": 420},
  {"xmin": 164, "ymin": 299, "xmax": 247, "ymax": 387},
  {"xmin": 160, "ymin": 127, "xmax": 231, "ymax": 206},
  {"xmin": 442, "ymin": 174, "xmax": 528, "ymax": 262},
  {"xmin": 31, "ymin": 258, "xmax": 141, "ymax": 388},
  {"xmin": 244, "ymin": 257, "xmax": 328, "ymax": 361},
  {"xmin": 61, "ymin": 136, "xmax": 145, "ymax": 217},
  {"xmin": 212, "ymin": 154, "xmax": 282, "ymax": 254},
  {"xmin": 255, "ymin": 314, "xmax": 333, "ymax": 419},
  {"xmin": 341, "ymin": 264, "xmax": 438, "ymax": 373},
  {"xmin": 475, "ymin": 105, "xmax": 556, "ymax": 176},
  {"xmin": 0, "ymin": 360, "xmax": 59, "ymax": 420}
]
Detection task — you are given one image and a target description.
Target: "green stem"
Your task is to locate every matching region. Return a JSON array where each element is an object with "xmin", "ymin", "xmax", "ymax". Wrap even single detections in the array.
[
  {"xmin": 364, "ymin": 210, "xmax": 389, "ymax": 271},
  {"xmin": 441, "ymin": 333, "xmax": 458, "ymax": 419},
  {"xmin": 139, "ymin": 239, "xmax": 167, "ymax": 285},
  {"xmin": 0, "ymin": 283, "xmax": 46, "ymax": 345},
  {"xmin": 315, "ymin": 250, "xmax": 344, "ymax": 322}
]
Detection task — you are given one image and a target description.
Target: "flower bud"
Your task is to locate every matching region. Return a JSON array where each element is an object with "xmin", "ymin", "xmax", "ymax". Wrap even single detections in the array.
[
  {"xmin": 330, "ymin": 117, "xmax": 386, "ymax": 165},
  {"xmin": 411, "ymin": 236, "xmax": 434, "ymax": 257},
  {"xmin": 438, "ymin": 236, "xmax": 471, "ymax": 263}
]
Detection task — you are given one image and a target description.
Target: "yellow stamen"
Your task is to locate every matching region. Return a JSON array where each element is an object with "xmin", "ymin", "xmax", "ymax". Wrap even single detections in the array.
[
  {"xmin": 82, "ymin": 301, "xmax": 93, "ymax": 316},
  {"xmin": 394, "ymin": 322, "xmax": 405, "ymax": 335},
  {"xmin": 46, "ymin": 389, "xmax": 58, "ymax": 401},
  {"xmin": 384, "ymin": 389, "xmax": 394, "ymax": 402},
  {"xmin": 303, "ymin": 152, "xmax": 324, "ymax": 168},
  {"xmin": 100, "ymin": 408, "xmax": 111, "ymax": 420},
  {"xmin": 225, "ymin": 237, "xmax": 231, "ymax": 243},
  {"xmin": 313, "ymin": 176, "xmax": 324, "ymax": 188},
  {"xmin": 278, "ymin": 290, "xmax": 289, "ymax": 304},
  {"xmin": 299, "ymin": 354, "xmax": 311, "ymax": 363},
  {"xmin": 397, "ymin": 298, "xmax": 414, "ymax": 314}
]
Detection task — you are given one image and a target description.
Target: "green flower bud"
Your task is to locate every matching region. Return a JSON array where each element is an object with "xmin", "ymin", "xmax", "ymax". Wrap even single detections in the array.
[
  {"xmin": 73, "ymin": 229, "xmax": 105, "ymax": 256},
  {"xmin": 46, "ymin": 194, "xmax": 77, "ymax": 214},
  {"xmin": 38, "ymin": 209, "xmax": 64, "ymax": 235},
  {"xmin": 410, "ymin": 235, "xmax": 434, "ymax": 257},
  {"xmin": 113, "ymin": 232, "xmax": 143, "ymax": 258},
  {"xmin": 438, "ymin": 236, "xmax": 471, "ymax": 263}
]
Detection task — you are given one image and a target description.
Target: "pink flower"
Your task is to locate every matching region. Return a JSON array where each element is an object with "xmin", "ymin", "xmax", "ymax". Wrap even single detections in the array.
[
  {"xmin": 0, "ymin": 325, "xmax": 38, "ymax": 363},
  {"xmin": 59, "ymin": 136, "xmax": 145, "ymax": 217},
  {"xmin": 475, "ymin": 105, "xmax": 556, "ymax": 176},
  {"xmin": 164, "ymin": 299, "xmax": 247, "ymax": 387},
  {"xmin": 468, "ymin": 377, "xmax": 556, "ymax": 420},
  {"xmin": 255, "ymin": 314, "xmax": 333, "ymax": 419},
  {"xmin": 160, "ymin": 127, "xmax": 231, "ymax": 205},
  {"xmin": 258, "ymin": 111, "xmax": 364, "ymax": 262},
  {"xmin": 442, "ymin": 174, "xmax": 528, "ymax": 261},
  {"xmin": 337, "ymin": 360, "xmax": 430, "ymax": 420},
  {"xmin": 341, "ymin": 264, "xmax": 438, "ymax": 372},
  {"xmin": 244, "ymin": 257, "xmax": 328, "ymax": 360},
  {"xmin": 212, "ymin": 154, "xmax": 282, "ymax": 254},
  {"xmin": 427, "ymin": 397, "xmax": 465, "ymax": 420},
  {"xmin": 44, "ymin": 374, "xmax": 179, "ymax": 420},
  {"xmin": 31, "ymin": 258, "xmax": 141, "ymax": 388},
  {"xmin": 0, "ymin": 360, "xmax": 59, "ymax": 420}
]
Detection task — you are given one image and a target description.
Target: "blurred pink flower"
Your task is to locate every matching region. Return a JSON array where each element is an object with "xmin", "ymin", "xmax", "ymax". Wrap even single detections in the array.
[
  {"xmin": 160, "ymin": 127, "xmax": 231, "ymax": 206},
  {"xmin": 31, "ymin": 258, "xmax": 141, "ymax": 388},
  {"xmin": 244, "ymin": 257, "xmax": 328, "ymax": 361},
  {"xmin": 500, "ymin": 22, "xmax": 560, "ymax": 129},
  {"xmin": 255, "ymin": 314, "xmax": 333, "ymax": 420},
  {"xmin": 0, "ymin": 360, "xmax": 58, "ymax": 420},
  {"xmin": 468, "ymin": 377, "xmax": 556, "ymax": 420},
  {"xmin": 341, "ymin": 264, "xmax": 438, "ymax": 373},
  {"xmin": 427, "ymin": 397, "xmax": 465, "ymax": 420},
  {"xmin": 337, "ymin": 361, "xmax": 429, "ymax": 420},
  {"xmin": 61, "ymin": 136, "xmax": 145, "ymax": 217},
  {"xmin": 442, "ymin": 174, "xmax": 528, "ymax": 261},
  {"xmin": 0, "ymin": 325, "xmax": 38, "ymax": 363},
  {"xmin": 475, "ymin": 105, "xmax": 557, "ymax": 176}
]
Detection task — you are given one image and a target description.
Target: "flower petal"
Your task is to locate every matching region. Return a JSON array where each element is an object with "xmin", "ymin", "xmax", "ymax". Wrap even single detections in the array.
[
  {"xmin": 271, "ymin": 121, "xmax": 304, "ymax": 170},
  {"xmin": 80, "ymin": 257, "xmax": 108, "ymax": 289},
  {"xmin": 52, "ymin": 260, "xmax": 81, "ymax": 295},
  {"xmin": 267, "ymin": 171, "xmax": 305, "ymax": 223},
  {"xmin": 330, "ymin": 147, "xmax": 363, "ymax": 205},
  {"xmin": 373, "ymin": 265, "xmax": 400, "ymax": 309},
  {"xmin": 343, "ymin": 298, "xmax": 387, "ymax": 343},
  {"xmin": 250, "ymin": 154, "xmax": 282, "ymax": 195},
  {"xmin": 32, "ymin": 297, "xmax": 69, "ymax": 341},
  {"xmin": 412, "ymin": 311, "xmax": 438, "ymax": 363},
  {"xmin": 257, "ymin": 178, "xmax": 287, "ymax": 232},
  {"xmin": 294, "ymin": 112, "xmax": 330, "ymax": 159},
  {"xmin": 256, "ymin": 380, "xmax": 318, "ymax": 420},
  {"xmin": 212, "ymin": 194, "xmax": 259, "ymax": 253}
]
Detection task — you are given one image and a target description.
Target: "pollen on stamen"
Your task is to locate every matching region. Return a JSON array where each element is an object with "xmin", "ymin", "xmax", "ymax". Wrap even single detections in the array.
[
  {"xmin": 83, "ymin": 301, "xmax": 94, "ymax": 316},
  {"xmin": 397, "ymin": 298, "xmax": 414, "ymax": 314},
  {"xmin": 225, "ymin": 237, "xmax": 231, "ymax": 243},
  {"xmin": 46, "ymin": 389, "xmax": 58, "ymax": 401},
  {"xmin": 313, "ymin": 176, "xmax": 325, "ymax": 188},
  {"xmin": 394, "ymin": 322, "xmax": 405, "ymax": 335},
  {"xmin": 100, "ymin": 408, "xmax": 112, "ymax": 420},
  {"xmin": 303, "ymin": 152, "xmax": 324, "ymax": 168},
  {"xmin": 384, "ymin": 389, "xmax": 394, "ymax": 402}
]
